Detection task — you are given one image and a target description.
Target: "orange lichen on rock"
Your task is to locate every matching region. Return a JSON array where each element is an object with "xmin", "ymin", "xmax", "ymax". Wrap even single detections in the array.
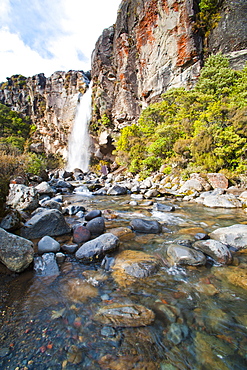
[{"xmin": 136, "ymin": 0, "xmax": 158, "ymax": 51}]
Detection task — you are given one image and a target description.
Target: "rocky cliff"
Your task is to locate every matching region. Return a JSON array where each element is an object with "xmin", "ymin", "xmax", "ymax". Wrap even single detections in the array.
[
  {"xmin": 0, "ymin": 71, "xmax": 89, "ymax": 159},
  {"xmin": 91, "ymin": 0, "xmax": 247, "ymax": 162}
]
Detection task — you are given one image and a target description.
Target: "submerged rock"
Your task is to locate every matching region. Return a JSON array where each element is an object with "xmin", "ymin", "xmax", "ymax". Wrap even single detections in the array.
[
  {"xmin": 130, "ymin": 218, "xmax": 162, "ymax": 234},
  {"xmin": 153, "ymin": 203, "xmax": 175, "ymax": 212},
  {"xmin": 34, "ymin": 253, "xmax": 60, "ymax": 276},
  {"xmin": 63, "ymin": 278, "xmax": 98, "ymax": 302},
  {"xmin": 210, "ymin": 224, "xmax": 247, "ymax": 250},
  {"xmin": 21, "ymin": 209, "xmax": 71, "ymax": 239},
  {"xmin": 167, "ymin": 244, "xmax": 206, "ymax": 266},
  {"xmin": 75, "ymin": 233, "xmax": 119, "ymax": 262},
  {"xmin": 94, "ymin": 303, "xmax": 155, "ymax": 327},
  {"xmin": 112, "ymin": 250, "xmax": 160, "ymax": 286},
  {"xmin": 0, "ymin": 227, "xmax": 34, "ymax": 272}
]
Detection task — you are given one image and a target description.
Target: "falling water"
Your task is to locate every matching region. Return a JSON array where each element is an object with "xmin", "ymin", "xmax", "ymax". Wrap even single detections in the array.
[{"xmin": 66, "ymin": 84, "xmax": 92, "ymax": 172}]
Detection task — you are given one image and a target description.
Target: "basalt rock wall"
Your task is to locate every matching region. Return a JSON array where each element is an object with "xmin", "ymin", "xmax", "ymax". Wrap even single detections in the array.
[
  {"xmin": 91, "ymin": 0, "xmax": 247, "ymax": 162},
  {"xmin": 91, "ymin": 0, "xmax": 203, "ymax": 133},
  {"xmin": 0, "ymin": 71, "xmax": 89, "ymax": 159}
]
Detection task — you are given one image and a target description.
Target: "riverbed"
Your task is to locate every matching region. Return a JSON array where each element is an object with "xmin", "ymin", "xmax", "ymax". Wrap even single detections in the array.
[{"xmin": 1, "ymin": 194, "xmax": 247, "ymax": 369}]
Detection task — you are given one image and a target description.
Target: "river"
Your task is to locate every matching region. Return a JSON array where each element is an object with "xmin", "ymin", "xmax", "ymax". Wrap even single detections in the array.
[{"xmin": 0, "ymin": 193, "xmax": 247, "ymax": 369}]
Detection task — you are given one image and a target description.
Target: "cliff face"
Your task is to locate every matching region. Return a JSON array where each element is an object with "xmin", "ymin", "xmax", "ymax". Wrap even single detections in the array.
[
  {"xmin": 0, "ymin": 71, "xmax": 89, "ymax": 158},
  {"xmin": 91, "ymin": 0, "xmax": 247, "ymax": 163},
  {"xmin": 91, "ymin": 0, "xmax": 202, "ymax": 132}
]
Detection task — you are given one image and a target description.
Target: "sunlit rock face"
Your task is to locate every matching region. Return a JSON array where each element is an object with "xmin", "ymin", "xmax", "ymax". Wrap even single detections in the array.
[
  {"xmin": 0, "ymin": 71, "xmax": 89, "ymax": 159},
  {"xmin": 91, "ymin": 0, "xmax": 203, "ymax": 132}
]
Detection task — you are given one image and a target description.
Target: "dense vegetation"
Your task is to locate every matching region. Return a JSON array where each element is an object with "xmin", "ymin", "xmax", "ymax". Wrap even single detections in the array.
[
  {"xmin": 0, "ymin": 104, "xmax": 59, "ymax": 213},
  {"xmin": 115, "ymin": 54, "xmax": 247, "ymax": 179}
]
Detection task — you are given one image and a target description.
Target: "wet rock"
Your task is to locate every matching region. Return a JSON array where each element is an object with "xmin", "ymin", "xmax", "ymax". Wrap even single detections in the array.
[
  {"xmin": 94, "ymin": 303, "xmax": 155, "ymax": 327},
  {"xmin": 107, "ymin": 185, "xmax": 128, "ymax": 195},
  {"xmin": 75, "ymin": 232, "xmax": 119, "ymax": 262},
  {"xmin": 40, "ymin": 199, "xmax": 62, "ymax": 211},
  {"xmin": 38, "ymin": 235, "xmax": 60, "ymax": 254},
  {"xmin": 130, "ymin": 218, "xmax": 161, "ymax": 234},
  {"xmin": 6, "ymin": 184, "xmax": 39, "ymax": 211},
  {"xmin": 193, "ymin": 239, "xmax": 232, "ymax": 265},
  {"xmin": 85, "ymin": 209, "xmax": 102, "ymax": 221},
  {"xmin": 73, "ymin": 224, "xmax": 91, "ymax": 244},
  {"xmin": 167, "ymin": 244, "xmax": 206, "ymax": 266},
  {"xmin": 0, "ymin": 227, "xmax": 34, "ymax": 272},
  {"xmin": 34, "ymin": 253, "xmax": 60, "ymax": 276},
  {"xmin": 212, "ymin": 266, "xmax": 247, "ymax": 290},
  {"xmin": 86, "ymin": 216, "xmax": 105, "ymax": 235},
  {"xmin": 153, "ymin": 203, "xmax": 175, "ymax": 212},
  {"xmin": 210, "ymin": 224, "xmax": 247, "ymax": 250},
  {"xmin": 63, "ymin": 278, "xmax": 98, "ymax": 302},
  {"xmin": 207, "ymin": 173, "xmax": 228, "ymax": 189},
  {"xmin": 21, "ymin": 209, "xmax": 71, "ymax": 239},
  {"xmin": 0, "ymin": 209, "xmax": 23, "ymax": 231},
  {"xmin": 153, "ymin": 302, "xmax": 178, "ymax": 324},
  {"xmin": 64, "ymin": 205, "xmax": 85, "ymax": 215},
  {"xmin": 56, "ymin": 252, "xmax": 66, "ymax": 263},
  {"xmin": 166, "ymin": 323, "xmax": 189, "ymax": 345},
  {"xmin": 61, "ymin": 243, "xmax": 78, "ymax": 254},
  {"xmin": 107, "ymin": 227, "xmax": 135, "ymax": 241},
  {"xmin": 112, "ymin": 250, "xmax": 160, "ymax": 286}
]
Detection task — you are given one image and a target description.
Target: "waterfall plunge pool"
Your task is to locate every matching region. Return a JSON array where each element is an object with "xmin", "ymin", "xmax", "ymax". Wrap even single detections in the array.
[{"xmin": 1, "ymin": 195, "xmax": 247, "ymax": 369}]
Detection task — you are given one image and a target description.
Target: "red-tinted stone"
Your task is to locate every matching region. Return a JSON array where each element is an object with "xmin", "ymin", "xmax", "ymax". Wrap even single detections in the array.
[{"xmin": 73, "ymin": 224, "xmax": 91, "ymax": 244}]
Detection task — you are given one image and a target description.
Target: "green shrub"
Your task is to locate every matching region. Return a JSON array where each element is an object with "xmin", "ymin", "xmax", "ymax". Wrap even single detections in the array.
[{"xmin": 115, "ymin": 55, "xmax": 247, "ymax": 178}]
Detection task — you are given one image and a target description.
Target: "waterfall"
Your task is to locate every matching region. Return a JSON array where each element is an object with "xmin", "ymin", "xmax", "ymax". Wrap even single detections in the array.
[{"xmin": 66, "ymin": 84, "xmax": 92, "ymax": 172}]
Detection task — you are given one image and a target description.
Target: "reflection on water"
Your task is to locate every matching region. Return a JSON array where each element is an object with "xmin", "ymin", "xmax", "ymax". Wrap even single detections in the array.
[{"xmin": 1, "ymin": 195, "xmax": 247, "ymax": 369}]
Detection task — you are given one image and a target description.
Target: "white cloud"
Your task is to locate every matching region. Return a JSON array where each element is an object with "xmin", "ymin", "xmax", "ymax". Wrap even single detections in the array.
[{"xmin": 0, "ymin": 0, "xmax": 121, "ymax": 82}]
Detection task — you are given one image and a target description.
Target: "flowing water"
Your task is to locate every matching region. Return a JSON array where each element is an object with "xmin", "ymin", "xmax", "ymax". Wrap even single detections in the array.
[
  {"xmin": 66, "ymin": 85, "xmax": 92, "ymax": 172},
  {"xmin": 1, "ymin": 194, "xmax": 247, "ymax": 369}
]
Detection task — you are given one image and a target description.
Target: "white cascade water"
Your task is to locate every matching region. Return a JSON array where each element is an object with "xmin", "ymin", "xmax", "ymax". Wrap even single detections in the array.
[{"xmin": 67, "ymin": 84, "xmax": 92, "ymax": 172}]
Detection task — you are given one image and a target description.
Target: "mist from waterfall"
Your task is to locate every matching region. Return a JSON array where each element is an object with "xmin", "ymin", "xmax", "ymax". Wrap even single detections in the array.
[{"xmin": 67, "ymin": 84, "xmax": 92, "ymax": 172}]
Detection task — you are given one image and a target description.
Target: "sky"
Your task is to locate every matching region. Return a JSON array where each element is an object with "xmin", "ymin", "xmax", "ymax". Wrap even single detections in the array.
[{"xmin": 0, "ymin": 0, "xmax": 121, "ymax": 82}]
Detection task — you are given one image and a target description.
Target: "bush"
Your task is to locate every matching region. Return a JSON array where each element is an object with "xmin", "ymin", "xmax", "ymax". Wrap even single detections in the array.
[{"xmin": 115, "ymin": 55, "xmax": 247, "ymax": 177}]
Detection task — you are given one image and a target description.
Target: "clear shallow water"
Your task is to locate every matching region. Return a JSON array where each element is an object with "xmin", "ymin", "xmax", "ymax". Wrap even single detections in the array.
[{"xmin": 1, "ymin": 195, "xmax": 247, "ymax": 369}]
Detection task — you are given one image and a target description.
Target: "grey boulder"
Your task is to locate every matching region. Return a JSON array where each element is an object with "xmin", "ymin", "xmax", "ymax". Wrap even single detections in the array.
[
  {"xmin": 21, "ymin": 209, "xmax": 71, "ymax": 239},
  {"xmin": 0, "ymin": 227, "xmax": 34, "ymax": 272},
  {"xmin": 193, "ymin": 239, "xmax": 232, "ymax": 264},
  {"xmin": 130, "ymin": 219, "xmax": 161, "ymax": 234},
  {"xmin": 75, "ymin": 233, "xmax": 119, "ymax": 262},
  {"xmin": 210, "ymin": 224, "xmax": 247, "ymax": 251}
]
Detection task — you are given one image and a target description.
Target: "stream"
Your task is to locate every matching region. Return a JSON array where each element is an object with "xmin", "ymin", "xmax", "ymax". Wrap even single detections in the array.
[{"xmin": 1, "ymin": 193, "xmax": 247, "ymax": 369}]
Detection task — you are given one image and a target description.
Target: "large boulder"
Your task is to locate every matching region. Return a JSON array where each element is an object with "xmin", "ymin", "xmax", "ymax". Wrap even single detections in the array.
[
  {"xmin": 202, "ymin": 194, "xmax": 242, "ymax": 208},
  {"xmin": 193, "ymin": 239, "xmax": 232, "ymax": 265},
  {"xmin": 178, "ymin": 179, "xmax": 204, "ymax": 194},
  {"xmin": 0, "ymin": 227, "xmax": 34, "ymax": 272},
  {"xmin": 0, "ymin": 209, "xmax": 23, "ymax": 231},
  {"xmin": 130, "ymin": 219, "xmax": 162, "ymax": 234},
  {"xmin": 6, "ymin": 184, "xmax": 39, "ymax": 211},
  {"xmin": 75, "ymin": 233, "xmax": 119, "ymax": 262},
  {"xmin": 21, "ymin": 209, "xmax": 71, "ymax": 239},
  {"xmin": 210, "ymin": 224, "xmax": 247, "ymax": 251},
  {"xmin": 107, "ymin": 185, "xmax": 128, "ymax": 196},
  {"xmin": 207, "ymin": 173, "xmax": 228, "ymax": 190}
]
